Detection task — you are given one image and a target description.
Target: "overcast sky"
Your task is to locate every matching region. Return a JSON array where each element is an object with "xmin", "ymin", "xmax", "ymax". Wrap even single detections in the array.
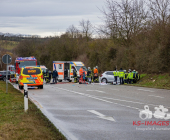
[{"xmin": 0, "ymin": 0, "xmax": 106, "ymax": 37}]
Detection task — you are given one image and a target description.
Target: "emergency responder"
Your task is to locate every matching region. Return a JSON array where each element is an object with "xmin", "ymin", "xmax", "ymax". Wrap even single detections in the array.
[
  {"xmin": 45, "ymin": 69, "xmax": 50, "ymax": 83},
  {"xmin": 79, "ymin": 66, "xmax": 83, "ymax": 81},
  {"xmin": 128, "ymin": 69, "xmax": 133, "ymax": 84},
  {"xmin": 119, "ymin": 68, "xmax": 125, "ymax": 85},
  {"xmin": 124, "ymin": 70, "xmax": 128, "ymax": 84},
  {"xmin": 132, "ymin": 70, "xmax": 137, "ymax": 83},
  {"xmin": 72, "ymin": 67, "xmax": 77, "ymax": 83},
  {"xmin": 83, "ymin": 67, "xmax": 86, "ymax": 83},
  {"xmin": 94, "ymin": 66, "xmax": 99, "ymax": 83},
  {"xmin": 87, "ymin": 67, "xmax": 92, "ymax": 83},
  {"xmin": 136, "ymin": 71, "xmax": 140, "ymax": 81},
  {"xmin": 48, "ymin": 70, "xmax": 52, "ymax": 83},
  {"xmin": 43, "ymin": 70, "xmax": 46, "ymax": 82},
  {"xmin": 92, "ymin": 67, "xmax": 96, "ymax": 83},
  {"xmin": 113, "ymin": 68, "xmax": 118, "ymax": 84},
  {"xmin": 52, "ymin": 69, "xmax": 58, "ymax": 84}
]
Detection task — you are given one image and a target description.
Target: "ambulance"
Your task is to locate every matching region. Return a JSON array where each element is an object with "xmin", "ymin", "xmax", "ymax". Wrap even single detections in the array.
[{"xmin": 53, "ymin": 61, "xmax": 87, "ymax": 82}]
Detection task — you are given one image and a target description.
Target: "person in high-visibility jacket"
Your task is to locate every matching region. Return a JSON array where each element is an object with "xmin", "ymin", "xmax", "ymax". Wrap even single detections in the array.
[
  {"xmin": 94, "ymin": 66, "xmax": 99, "ymax": 83},
  {"xmin": 45, "ymin": 69, "xmax": 50, "ymax": 83},
  {"xmin": 132, "ymin": 70, "xmax": 137, "ymax": 83},
  {"xmin": 72, "ymin": 67, "xmax": 77, "ymax": 83},
  {"xmin": 119, "ymin": 68, "xmax": 125, "ymax": 85},
  {"xmin": 128, "ymin": 69, "xmax": 133, "ymax": 84},
  {"xmin": 87, "ymin": 67, "xmax": 92, "ymax": 83},
  {"xmin": 79, "ymin": 66, "xmax": 83, "ymax": 79},
  {"xmin": 113, "ymin": 68, "xmax": 118, "ymax": 84},
  {"xmin": 124, "ymin": 70, "xmax": 128, "ymax": 84}
]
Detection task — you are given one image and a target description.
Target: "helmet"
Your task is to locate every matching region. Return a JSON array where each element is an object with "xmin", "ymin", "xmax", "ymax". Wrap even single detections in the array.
[
  {"xmin": 133, "ymin": 70, "xmax": 136, "ymax": 72},
  {"xmin": 96, "ymin": 66, "xmax": 98, "ymax": 69},
  {"xmin": 88, "ymin": 67, "xmax": 90, "ymax": 70}
]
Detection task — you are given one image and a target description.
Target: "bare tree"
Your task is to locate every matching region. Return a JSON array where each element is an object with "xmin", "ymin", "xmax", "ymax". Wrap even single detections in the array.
[
  {"xmin": 99, "ymin": 0, "xmax": 148, "ymax": 46},
  {"xmin": 79, "ymin": 19, "xmax": 94, "ymax": 40},
  {"xmin": 66, "ymin": 25, "xmax": 80, "ymax": 38},
  {"xmin": 148, "ymin": 0, "xmax": 170, "ymax": 25}
]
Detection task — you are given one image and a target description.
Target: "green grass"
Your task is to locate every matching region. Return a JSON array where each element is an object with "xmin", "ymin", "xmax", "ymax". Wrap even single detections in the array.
[
  {"xmin": 0, "ymin": 81, "xmax": 66, "ymax": 140},
  {"xmin": 135, "ymin": 73, "xmax": 170, "ymax": 90},
  {"xmin": 0, "ymin": 40, "xmax": 19, "ymax": 50}
]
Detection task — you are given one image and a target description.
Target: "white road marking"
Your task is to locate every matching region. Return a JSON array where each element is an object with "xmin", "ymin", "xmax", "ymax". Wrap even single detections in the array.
[
  {"xmin": 148, "ymin": 95, "xmax": 164, "ymax": 99},
  {"xmin": 54, "ymin": 87, "xmax": 141, "ymax": 110},
  {"xmin": 87, "ymin": 110, "xmax": 116, "ymax": 122},
  {"xmin": 110, "ymin": 88, "xmax": 119, "ymax": 91},
  {"xmin": 86, "ymin": 90, "xmax": 106, "ymax": 93},
  {"xmin": 137, "ymin": 89, "xmax": 154, "ymax": 92},
  {"xmin": 100, "ymin": 96, "xmax": 170, "ymax": 108}
]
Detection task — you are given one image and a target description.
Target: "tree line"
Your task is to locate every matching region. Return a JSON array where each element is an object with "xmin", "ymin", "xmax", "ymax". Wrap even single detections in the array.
[{"xmin": 4, "ymin": 0, "xmax": 170, "ymax": 73}]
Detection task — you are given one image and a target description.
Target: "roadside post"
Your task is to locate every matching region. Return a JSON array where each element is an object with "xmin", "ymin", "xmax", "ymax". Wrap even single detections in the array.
[
  {"xmin": 24, "ymin": 84, "xmax": 28, "ymax": 112},
  {"xmin": 99, "ymin": 76, "xmax": 101, "ymax": 84},
  {"xmin": 2, "ymin": 54, "xmax": 12, "ymax": 93}
]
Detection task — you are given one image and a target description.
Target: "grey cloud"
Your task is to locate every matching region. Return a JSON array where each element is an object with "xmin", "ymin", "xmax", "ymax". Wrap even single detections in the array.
[{"xmin": 0, "ymin": 0, "xmax": 105, "ymax": 17}]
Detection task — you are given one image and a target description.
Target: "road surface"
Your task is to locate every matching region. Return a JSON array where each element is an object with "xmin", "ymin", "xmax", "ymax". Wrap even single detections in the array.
[{"xmin": 15, "ymin": 83, "xmax": 170, "ymax": 140}]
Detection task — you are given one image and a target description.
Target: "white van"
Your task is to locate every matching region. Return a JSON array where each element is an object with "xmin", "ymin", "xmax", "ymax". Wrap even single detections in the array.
[{"xmin": 53, "ymin": 61, "xmax": 87, "ymax": 82}]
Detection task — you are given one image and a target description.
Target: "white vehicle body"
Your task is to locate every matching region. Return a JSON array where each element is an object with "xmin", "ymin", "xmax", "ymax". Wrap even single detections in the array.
[
  {"xmin": 40, "ymin": 65, "xmax": 47, "ymax": 73},
  {"xmin": 53, "ymin": 61, "xmax": 87, "ymax": 82}
]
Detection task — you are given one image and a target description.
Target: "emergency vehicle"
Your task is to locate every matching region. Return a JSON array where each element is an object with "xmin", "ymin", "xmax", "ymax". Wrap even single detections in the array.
[
  {"xmin": 53, "ymin": 61, "xmax": 87, "ymax": 82},
  {"xmin": 14, "ymin": 56, "xmax": 37, "ymax": 83},
  {"xmin": 18, "ymin": 66, "xmax": 43, "ymax": 89},
  {"xmin": 7, "ymin": 65, "xmax": 16, "ymax": 83}
]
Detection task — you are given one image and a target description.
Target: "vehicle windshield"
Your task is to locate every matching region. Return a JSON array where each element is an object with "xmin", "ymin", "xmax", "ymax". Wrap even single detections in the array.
[
  {"xmin": 10, "ymin": 71, "xmax": 15, "ymax": 74},
  {"xmin": 41, "ymin": 68, "xmax": 47, "ymax": 73},
  {"xmin": 19, "ymin": 61, "xmax": 36, "ymax": 68},
  {"xmin": 10, "ymin": 67, "xmax": 15, "ymax": 71},
  {"xmin": 76, "ymin": 66, "xmax": 87, "ymax": 71}
]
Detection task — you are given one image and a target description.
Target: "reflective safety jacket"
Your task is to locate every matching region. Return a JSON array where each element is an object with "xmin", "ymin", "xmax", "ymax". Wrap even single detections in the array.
[
  {"xmin": 94, "ymin": 68, "xmax": 98, "ymax": 74},
  {"xmin": 79, "ymin": 68, "xmax": 83, "ymax": 76},
  {"xmin": 128, "ymin": 72, "xmax": 134, "ymax": 79},
  {"xmin": 73, "ymin": 69, "xmax": 77, "ymax": 77},
  {"xmin": 113, "ymin": 71, "xmax": 118, "ymax": 76},
  {"xmin": 119, "ymin": 70, "xmax": 125, "ymax": 78},
  {"xmin": 124, "ymin": 73, "xmax": 128, "ymax": 79},
  {"xmin": 87, "ymin": 69, "xmax": 92, "ymax": 77}
]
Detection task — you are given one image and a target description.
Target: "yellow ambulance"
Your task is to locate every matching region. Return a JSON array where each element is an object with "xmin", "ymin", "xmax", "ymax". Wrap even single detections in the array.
[{"xmin": 18, "ymin": 66, "xmax": 43, "ymax": 89}]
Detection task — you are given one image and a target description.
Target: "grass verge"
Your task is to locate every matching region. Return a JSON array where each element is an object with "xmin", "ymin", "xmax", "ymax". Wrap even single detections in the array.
[
  {"xmin": 135, "ymin": 73, "xmax": 170, "ymax": 90},
  {"xmin": 0, "ymin": 81, "xmax": 66, "ymax": 140}
]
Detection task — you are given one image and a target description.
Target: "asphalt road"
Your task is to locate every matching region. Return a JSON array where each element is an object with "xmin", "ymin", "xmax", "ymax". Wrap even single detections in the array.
[{"xmin": 15, "ymin": 83, "xmax": 170, "ymax": 140}]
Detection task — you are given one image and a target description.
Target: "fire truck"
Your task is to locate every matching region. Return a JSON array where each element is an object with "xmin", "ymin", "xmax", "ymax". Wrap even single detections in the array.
[{"xmin": 15, "ymin": 56, "xmax": 37, "ymax": 84}]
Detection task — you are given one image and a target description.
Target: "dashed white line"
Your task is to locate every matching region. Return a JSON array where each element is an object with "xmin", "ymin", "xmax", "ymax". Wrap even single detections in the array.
[
  {"xmin": 86, "ymin": 90, "xmax": 106, "ymax": 93},
  {"xmin": 148, "ymin": 95, "xmax": 164, "ymax": 99},
  {"xmin": 137, "ymin": 89, "xmax": 154, "ymax": 92}
]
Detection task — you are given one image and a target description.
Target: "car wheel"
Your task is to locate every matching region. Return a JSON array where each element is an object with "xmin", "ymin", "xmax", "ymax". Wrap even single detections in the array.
[
  {"xmin": 3, "ymin": 77, "xmax": 6, "ymax": 81},
  {"xmin": 101, "ymin": 78, "xmax": 107, "ymax": 83}
]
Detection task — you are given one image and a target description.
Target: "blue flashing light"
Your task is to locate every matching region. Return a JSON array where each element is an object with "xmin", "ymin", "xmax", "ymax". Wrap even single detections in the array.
[
  {"xmin": 16, "ymin": 57, "xmax": 36, "ymax": 61},
  {"xmin": 70, "ymin": 62, "xmax": 74, "ymax": 64}
]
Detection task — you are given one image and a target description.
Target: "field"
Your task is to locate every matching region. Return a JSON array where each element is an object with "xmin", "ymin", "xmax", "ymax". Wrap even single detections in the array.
[
  {"xmin": 0, "ymin": 81, "xmax": 66, "ymax": 140},
  {"xmin": 0, "ymin": 40, "xmax": 19, "ymax": 50}
]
